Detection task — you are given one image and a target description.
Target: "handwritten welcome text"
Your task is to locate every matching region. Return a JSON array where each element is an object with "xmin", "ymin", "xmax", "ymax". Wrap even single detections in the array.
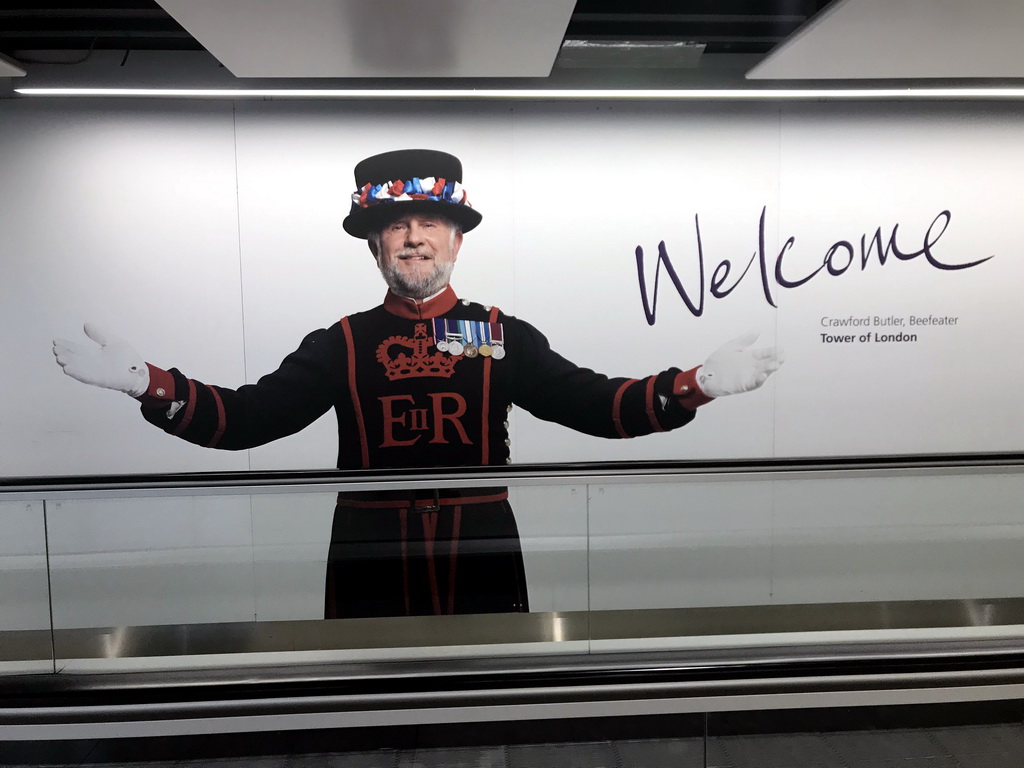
[{"xmin": 635, "ymin": 208, "xmax": 992, "ymax": 324}]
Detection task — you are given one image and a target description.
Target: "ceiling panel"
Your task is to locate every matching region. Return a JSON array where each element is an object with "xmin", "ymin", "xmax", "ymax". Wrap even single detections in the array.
[
  {"xmin": 0, "ymin": 1, "xmax": 835, "ymax": 77},
  {"xmin": 156, "ymin": 0, "xmax": 577, "ymax": 78},
  {"xmin": 749, "ymin": 0, "xmax": 1024, "ymax": 79}
]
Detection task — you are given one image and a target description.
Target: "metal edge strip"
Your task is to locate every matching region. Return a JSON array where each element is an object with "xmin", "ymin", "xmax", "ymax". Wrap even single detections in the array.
[
  {"xmin": 4, "ymin": 453, "xmax": 1024, "ymax": 500},
  {"xmin": 5, "ymin": 599, "xmax": 1024, "ymax": 665},
  {"xmin": 0, "ymin": 630, "xmax": 52, "ymax": 663}
]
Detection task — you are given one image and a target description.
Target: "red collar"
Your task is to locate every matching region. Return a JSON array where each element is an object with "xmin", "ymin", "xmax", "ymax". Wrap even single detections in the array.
[{"xmin": 383, "ymin": 285, "xmax": 459, "ymax": 320}]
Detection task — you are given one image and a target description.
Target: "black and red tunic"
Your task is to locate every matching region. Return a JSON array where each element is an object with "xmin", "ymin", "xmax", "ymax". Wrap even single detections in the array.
[{"xmin": 137, "ymin": 286, "xmax": 710, "ymax": 617}]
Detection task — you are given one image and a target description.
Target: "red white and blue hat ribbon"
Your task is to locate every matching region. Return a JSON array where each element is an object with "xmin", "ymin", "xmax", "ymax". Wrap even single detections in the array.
[{"xmin": 352, "ymin": 176, "xmax": 470, "ymax": 210}]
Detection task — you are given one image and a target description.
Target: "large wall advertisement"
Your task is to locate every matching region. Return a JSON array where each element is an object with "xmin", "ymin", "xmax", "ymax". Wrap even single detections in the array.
[
  {"xmin": 2, "ymin": 99, "xmax": 1021, "ymax": 477},
  {"xmin": 4, "ymin": 98, "xmax": 1024, "ymax": 631}
]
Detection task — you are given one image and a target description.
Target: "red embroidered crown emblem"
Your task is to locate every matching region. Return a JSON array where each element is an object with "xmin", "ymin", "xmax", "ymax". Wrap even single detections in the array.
[{"xmin": 376, "ymin": 323, "xmax": 459, "ymax": 380}]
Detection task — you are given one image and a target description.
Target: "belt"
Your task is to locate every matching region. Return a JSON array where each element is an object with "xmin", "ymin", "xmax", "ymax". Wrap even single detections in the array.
[{"xmin": 335, "ymin": 488, "xmax": 508, "ymax": 512}]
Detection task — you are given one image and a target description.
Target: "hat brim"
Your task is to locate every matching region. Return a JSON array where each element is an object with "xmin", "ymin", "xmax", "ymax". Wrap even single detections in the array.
[{"xmin": 343, "ymin": 200, "xmax": 482, "ymax": 239}]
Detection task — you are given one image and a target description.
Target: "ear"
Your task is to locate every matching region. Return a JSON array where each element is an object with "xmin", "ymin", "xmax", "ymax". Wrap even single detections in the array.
[
  {"xmin": 451, "ymin": 229, "xmax": 463, "ymax": 260},
  {"xmin": 367, "ymin": 238, "xmax": 379, "ymax": 259}
]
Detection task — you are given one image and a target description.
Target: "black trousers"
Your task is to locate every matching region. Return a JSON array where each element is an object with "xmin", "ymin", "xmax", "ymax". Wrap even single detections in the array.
[{"xmin": 324, "ymin": 490, "xmax": 529, "ymax": 618}]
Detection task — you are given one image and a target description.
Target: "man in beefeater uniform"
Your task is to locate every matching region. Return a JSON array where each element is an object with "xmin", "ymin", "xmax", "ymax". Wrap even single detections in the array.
[{"xmin": 53, "ymin": 149, "xmax": 783, "ymax": 619}]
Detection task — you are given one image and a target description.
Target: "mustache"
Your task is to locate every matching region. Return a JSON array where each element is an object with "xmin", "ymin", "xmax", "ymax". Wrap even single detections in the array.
[{"xmin": 395, "ymin": 248, "xmax": 434, "ymax": 259}]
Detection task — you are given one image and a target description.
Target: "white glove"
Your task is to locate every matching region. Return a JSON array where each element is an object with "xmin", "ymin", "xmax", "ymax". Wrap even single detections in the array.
[
  {"xmin": 697, "ymin": 331, "xmax": 783, "ymax": 398},
  {"xmin": 53, "ymin": 323, "xmax": 150, "ymax": 398}
]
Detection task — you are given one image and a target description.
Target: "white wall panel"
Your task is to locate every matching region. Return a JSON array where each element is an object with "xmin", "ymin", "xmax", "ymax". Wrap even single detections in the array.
[
  {"xmin": 0, "ymin": 100, "xmax": 249, "ymax": 476},
  {"xmin": 510, "ymin": 102, "xmax": 784, "ymax": 463},
  {"xmin": 773, "ymin": 103, "xmax": 1024, "ymax": 457},
  {"xmin": 6, "ymin": 99, "xmax": 1023, "ymax": 474}
]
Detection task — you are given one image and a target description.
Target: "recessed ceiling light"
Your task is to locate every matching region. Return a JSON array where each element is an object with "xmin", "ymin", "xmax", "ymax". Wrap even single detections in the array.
[{"xmin": 14, "ymin": 87, "xmax": 1024, "ymax": 100}]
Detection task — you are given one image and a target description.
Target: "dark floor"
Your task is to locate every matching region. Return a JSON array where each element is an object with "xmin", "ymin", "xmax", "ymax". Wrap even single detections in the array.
[
  {"xmin": 3, "ymin": 704, "xmax": 1023, "ymax": 767},
  {"xmin": 4, "ymin": 725, "xmax": 1024, "ymax": 767}
]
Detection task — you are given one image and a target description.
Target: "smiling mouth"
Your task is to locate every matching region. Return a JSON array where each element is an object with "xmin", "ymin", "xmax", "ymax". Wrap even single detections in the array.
[{"xmin": 399, "ymin": 254, "xmax": 432, "ymax": 261}]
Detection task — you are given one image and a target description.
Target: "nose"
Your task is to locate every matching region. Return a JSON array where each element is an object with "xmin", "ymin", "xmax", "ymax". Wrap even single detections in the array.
[{"xmin": 404, "ymin": 222, "xmax": 424, "ymax": 246}]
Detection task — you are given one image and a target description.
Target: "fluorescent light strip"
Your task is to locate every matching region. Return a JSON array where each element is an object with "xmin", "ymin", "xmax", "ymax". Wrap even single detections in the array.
[{"xmin": 15, "ymin": 87, "xmax": 1024, "ymax": 100}]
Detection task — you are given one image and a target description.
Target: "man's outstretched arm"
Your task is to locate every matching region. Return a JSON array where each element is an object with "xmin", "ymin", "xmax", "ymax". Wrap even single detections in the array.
[
  {"xmin": 53, "ymin": 322, "xmax": 341, "ymax": 450},
  {"xmin": 511, "ymin": 318, "xmax": 784, "ymax": 439}
]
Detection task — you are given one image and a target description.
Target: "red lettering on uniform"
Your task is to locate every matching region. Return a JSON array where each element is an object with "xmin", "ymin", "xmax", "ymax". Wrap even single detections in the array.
[
  {"xmin": 428, "ymin": 392, "xmax": 472, "ymax": 445},
  {"xmin": 409, "ymin": 408, "xmax": 430, "ymax": 432},
  {"xmin": 379, "ymin": 395, "xmax": 420, "ymax": 447}
]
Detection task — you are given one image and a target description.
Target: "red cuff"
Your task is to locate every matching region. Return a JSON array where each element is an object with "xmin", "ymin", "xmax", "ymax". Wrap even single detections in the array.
[
  {"xmin": 136, "ymin": 364, "xmax": 176, "ymax": 405},
  {"xmin": 673, "ymin": 366, "xmax": 714, "ymax": 410}
]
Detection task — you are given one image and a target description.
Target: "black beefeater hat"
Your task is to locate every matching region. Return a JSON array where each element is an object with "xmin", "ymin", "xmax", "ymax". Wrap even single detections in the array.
[{"xmin": 343, "ymin": 149, "xmax": 483, "ymax": 239}]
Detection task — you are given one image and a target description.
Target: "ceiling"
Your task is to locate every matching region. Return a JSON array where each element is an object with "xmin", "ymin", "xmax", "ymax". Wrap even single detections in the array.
[
  {"xmin": 4, "ymin": 0, "xmax": 1023, "ymax": 88},
  {"xmin": 0, "ymin": 0, "xmax": 832, "ymax": 56},
  {"xmin": 0, "ymin": 0, "xmax": 835, "ymax": 77}
]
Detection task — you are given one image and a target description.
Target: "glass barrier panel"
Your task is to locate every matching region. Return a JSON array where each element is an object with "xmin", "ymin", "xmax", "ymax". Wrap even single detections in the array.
[
  {"xmin": 47, "ymin": 495, "xmax": 259, "ymax": 629},
  {"xmin": 250, "ymin": 491, "xmax": 335, "ymax": 622},
  {"xmin": 588, "ymin": 479, "xmax": 775, "ymax": 612},
  {"xmin": 587, "ymin": 469, "xmax": 1024, "ymax": 654},
  {"xmin": 510, "ymin": 484, "xmax": 589, "ymax": 614},
  {"xmin": 0, "ymin": 500, "xmax": 52, "ymax": 674},
  {"xmin": 769, "ymin": 472, "xmax": 1024, "ymax": 604},
  {"xmin": 44, "ymin": 483, "xmax": 590, "ymax": 672},
  {"xmin": 17, "ymin": 464, "xmax": 1024, "ymax": 676}
]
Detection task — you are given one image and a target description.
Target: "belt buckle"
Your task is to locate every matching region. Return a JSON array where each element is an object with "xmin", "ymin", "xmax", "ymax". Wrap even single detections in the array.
[{"xmin": 415, "ymin": 489, "xmax": 441, "ymax": 513}]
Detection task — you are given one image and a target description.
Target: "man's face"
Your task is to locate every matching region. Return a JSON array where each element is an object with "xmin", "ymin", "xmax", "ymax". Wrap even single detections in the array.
[{"xmin": 372, "ymin": 213, "xmax": 462, "ymax": 300}]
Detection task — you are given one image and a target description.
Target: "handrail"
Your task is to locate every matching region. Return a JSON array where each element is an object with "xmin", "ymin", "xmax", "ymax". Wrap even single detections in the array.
[{"xmin": 3, "ymin": 452, "xmax": 1024, "ymax": 499}]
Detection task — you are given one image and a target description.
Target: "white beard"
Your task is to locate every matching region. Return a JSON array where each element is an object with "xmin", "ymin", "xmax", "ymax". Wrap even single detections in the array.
[{"xmin": 378, "ymin": 256, "xmax": 455, "ymax": 300}]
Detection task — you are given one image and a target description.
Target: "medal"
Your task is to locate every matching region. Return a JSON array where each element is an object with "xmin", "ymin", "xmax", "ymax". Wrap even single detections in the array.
[
  {"xmin": 464, "ymin": 320, "xmax": 481, "ymax": 357},
  {"xmin": 477, "ymin": 321, "xmax": 493, "ymax": 356},
  {"xmin": 446, "ymin": 320, "xmax": 465, "ymax": 356},
  {"xmin": 432, "ymin": 318, "xmax": 449, "ymax": 352},
  {"xmin": 489, "ymin": 321, "xmax": 506, "ymax": 359},
  {"xmin": 444, "ymin": 318, "xmax": 463, "ymax": 354}
]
